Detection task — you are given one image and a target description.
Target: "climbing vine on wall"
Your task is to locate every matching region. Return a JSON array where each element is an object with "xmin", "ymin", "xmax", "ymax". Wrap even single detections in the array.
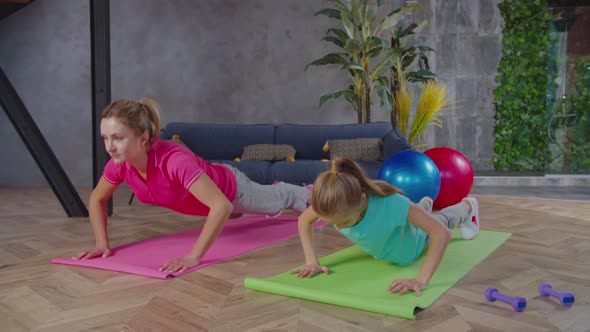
[
  {"xmin": 564, "ymin": 59, "xmax": 590, "ymax": 172},
  {"xmin": 492, "ymin": 0, "xmax": 551, "ymax": 171}
]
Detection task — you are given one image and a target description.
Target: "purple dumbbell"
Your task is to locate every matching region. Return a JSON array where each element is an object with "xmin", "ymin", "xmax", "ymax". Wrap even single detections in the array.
[
  {"xmin": 485, "ymin": 287, "xmax": 527, "ymax": 312},
  {"xmin": 538, "ymin": 283, "xmax": 575, "ymax": 306}
]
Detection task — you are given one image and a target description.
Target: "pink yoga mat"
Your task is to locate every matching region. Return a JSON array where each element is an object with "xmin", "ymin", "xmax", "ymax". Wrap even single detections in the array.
[{"xmin": 52, "ymin": 214, "xmax": 324, "ymax": 279}]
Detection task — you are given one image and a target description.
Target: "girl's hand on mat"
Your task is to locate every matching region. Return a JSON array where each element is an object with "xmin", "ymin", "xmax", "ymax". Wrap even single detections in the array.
[
  {"xmin": 388, "ymin": 278, "xmax": 425, "ymax": 296},
  {"xmin": 159, "ymin": 256, "xmax": 200, "ymax": 273},
  {"xmin": 73, "ymin": 247, "xmax": 112, "ymax": 260},
  {"xmin": 290, "ymin": 264, "xmax": 329, "ymax": 278}
]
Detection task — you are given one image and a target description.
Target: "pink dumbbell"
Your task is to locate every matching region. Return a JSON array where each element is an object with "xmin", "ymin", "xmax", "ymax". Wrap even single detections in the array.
[{"xmin": 538, "ymin": 283, "xmax": 575, "ymax": 306}]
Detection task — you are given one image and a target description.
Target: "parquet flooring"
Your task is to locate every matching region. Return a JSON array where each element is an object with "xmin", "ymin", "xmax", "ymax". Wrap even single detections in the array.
[{"xmin": 0, "ymin": 187, "xmax": 588, "ymax": 331}]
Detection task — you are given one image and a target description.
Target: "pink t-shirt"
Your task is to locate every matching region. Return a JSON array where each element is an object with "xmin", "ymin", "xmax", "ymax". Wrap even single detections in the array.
[{"xmin": 102, "ymin": 140, "xmax": 237, "ymax": 216}]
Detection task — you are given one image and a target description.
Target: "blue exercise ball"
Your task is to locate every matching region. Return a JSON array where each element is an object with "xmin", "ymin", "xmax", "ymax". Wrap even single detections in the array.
[{"xmin": 378, "ymin": 150, "xmax": 441, "ymax": 203}]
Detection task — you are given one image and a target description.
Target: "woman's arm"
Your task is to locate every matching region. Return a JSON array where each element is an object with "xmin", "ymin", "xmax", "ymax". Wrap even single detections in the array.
[
  {"xmin": 290, "ymin": 207, "xmax": 328, "ymax": 277},
  {"xmin": 388, "ymin": 202, "xmax": 451, "ymax": 295},
  {"xmin": 75, "ymin": 177, "xmax": 118, "ymax": 259},
  {"xmin": 160, "ymin": 173, "xmax": 233, "ymax": 273}
]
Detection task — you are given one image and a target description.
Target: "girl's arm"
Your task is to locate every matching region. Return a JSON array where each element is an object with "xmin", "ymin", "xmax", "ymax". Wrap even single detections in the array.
[
  {"xmin": 291, "ymin": 207, "xmax": 329, "ymax": 277},
  {"xmin": 75, "ymin": 177, "xmax": 118, "ymax": 259},
  {"xmin": 389, "ymin": 202, "xmax": 451, "ymax": 295},
  {"xmin": 160, "ymin": 173, "xmax": 233, "ymax": 273}
]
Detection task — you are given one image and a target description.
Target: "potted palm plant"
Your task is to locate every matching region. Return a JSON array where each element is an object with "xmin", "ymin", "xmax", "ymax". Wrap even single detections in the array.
[
  {"xmin": 306, "ymin": 0, "xmax": 424, "ymax": 123},
  {"xmin": 308, "ymin": 0, "xmax": 448, "ymax": 148}
]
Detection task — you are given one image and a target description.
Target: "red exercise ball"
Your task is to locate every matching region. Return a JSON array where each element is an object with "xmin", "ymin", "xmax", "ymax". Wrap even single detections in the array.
[{"xmin": 424, "ymin": 147, "xmax": 474, "ymax": 210}]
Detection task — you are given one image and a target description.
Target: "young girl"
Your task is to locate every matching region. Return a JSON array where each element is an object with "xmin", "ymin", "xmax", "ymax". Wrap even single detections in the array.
[
  {"xmin": 292, "ymin": 157, "xmax": 479, "ymax": 296},
  {"xmin": 75, "ymin": 98, "xmax": 310, "ymax": 273}
]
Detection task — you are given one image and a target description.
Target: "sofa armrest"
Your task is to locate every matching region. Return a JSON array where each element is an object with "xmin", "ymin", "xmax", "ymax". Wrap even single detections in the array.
[{"xmin": 382, "ymin": 127, "xmax": 412, "ymax": 159}]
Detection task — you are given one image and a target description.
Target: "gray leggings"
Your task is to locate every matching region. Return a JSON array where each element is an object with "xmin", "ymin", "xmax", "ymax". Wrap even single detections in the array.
[
  {"xmin": 419, "ymin": 199, "xmax": 470, "ymax": 244},
  {"xmin": 221, "ymin": 164, "xmax": 309, "ymax": 215},
  {"xmin": 429, "ymin": 201, "xmax": 470, "ymax": 229}
]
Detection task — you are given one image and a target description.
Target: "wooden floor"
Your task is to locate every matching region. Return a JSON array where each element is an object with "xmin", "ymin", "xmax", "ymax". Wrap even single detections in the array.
[{"xmin": 0, "ymin": 187, "xmax": 589, "ymax": 332}]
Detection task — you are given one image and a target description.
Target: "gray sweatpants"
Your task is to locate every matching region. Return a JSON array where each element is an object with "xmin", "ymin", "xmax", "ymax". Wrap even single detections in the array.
[
  {"xmin": 221, "ymin": 164, "xmax": 309, "ymax": 215},
  {"xmin": 430, "ymin": 201, "xmax": 470, "ymax": 230},
  {"xmin": 419, "ymin": 199, "xmax": 470, "ymax": 245}
]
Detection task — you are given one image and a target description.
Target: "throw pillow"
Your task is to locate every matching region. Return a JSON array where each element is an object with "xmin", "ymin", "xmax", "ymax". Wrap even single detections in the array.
[
  {"xmin": 241, "ymin": 144, "xmax": 296, "ymax": 162},
  {"xmin": 171, "ymin": 134, "xmax": 187, "ymax": 146},
  {"xmin": 327, "ymin": 138, "xmax": 383, "ymax": 161}
]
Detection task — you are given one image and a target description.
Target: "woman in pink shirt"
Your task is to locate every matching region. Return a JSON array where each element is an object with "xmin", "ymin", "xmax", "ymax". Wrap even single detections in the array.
[{"xmin": 75, "ymin": 98, "xmax": 310, "ymax": 273}]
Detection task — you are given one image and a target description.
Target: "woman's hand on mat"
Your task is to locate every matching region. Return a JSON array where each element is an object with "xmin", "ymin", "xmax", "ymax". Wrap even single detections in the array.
[
  {"xmin": 159, "ymin": 255, "xmax": 200, "ymax": 273},
  {"xmin": 74, "ymin": 247, "xmax": 112, "ymax": 260},
  {"xmin": 290, "ymin": 264, "xmax": 329, "ymax": 278},
  {"xmin": 388, "ymin": 278, "xmax": 426, "ymax": 296}
]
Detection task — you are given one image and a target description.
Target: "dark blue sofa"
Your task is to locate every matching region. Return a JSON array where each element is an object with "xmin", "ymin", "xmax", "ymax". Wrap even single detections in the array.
[{"xmin": 160, "ymin": 122, "xmax": 411, "ymax": 185}]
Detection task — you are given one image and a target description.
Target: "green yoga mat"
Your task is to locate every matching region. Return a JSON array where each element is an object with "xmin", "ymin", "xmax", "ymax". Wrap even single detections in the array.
[{"xmin": 245, "ymin": 229, "xmax": 510, "ymax": 319}]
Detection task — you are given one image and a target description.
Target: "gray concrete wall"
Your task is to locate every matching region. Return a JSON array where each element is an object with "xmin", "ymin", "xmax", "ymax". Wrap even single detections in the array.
[
  {"xmin": 392, "ymin": 0, "xmax": 502, "ymax": 171},
  {"xmin": 0, "ymin": 0, "xmax": 501, "ymax": 187},
  {"xmin": 0, "ymin": 0, "xmax": 91, "ymax": 187}
]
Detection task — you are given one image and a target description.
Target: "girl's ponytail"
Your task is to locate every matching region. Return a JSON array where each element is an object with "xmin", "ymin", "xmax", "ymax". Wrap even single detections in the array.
[
  {"xmin": 331, "ymin": 157, "xmax": 402, "ymax": 197},
  {"xmin": 312, "ymin": 157, "xmax": 402, "ymax": 216}
]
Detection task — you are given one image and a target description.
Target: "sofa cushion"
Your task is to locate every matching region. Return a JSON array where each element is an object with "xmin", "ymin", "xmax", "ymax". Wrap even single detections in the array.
[
  {"xmin": 162, "ymin": 123, "xmax": 276, "ymax": 160},
  {"xmin": 354, "ymin": 161, "xmax": 386, "ymax": 180},
  {"xmin": 270, "ymin": 160, "xmax": 330, "ymax": 185},
  {"xmin": 270, "ymin": 160, "xmax": 384, "ymax": 185},
  {"xmin": 275, "ymin": 122, "xmax": 393, "ymax": 160},
  {"xmin": 241, "ymin": 144, "xmax": 296, "ymax": 161},
  {"xmin": 327, "ymin": 138, "xmax": 383, "ymax": 161},
  {"xmin": 382, "ymin": 127, "xmax": 412, "ymax": 158}
]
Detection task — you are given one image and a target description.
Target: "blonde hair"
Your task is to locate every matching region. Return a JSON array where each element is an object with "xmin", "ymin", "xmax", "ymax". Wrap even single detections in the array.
[
  {"xmin": 312, "ymin": 157, "xmax": 403, "ymax": 216},
  {"xmin": 102, "ymin": 98, "xmax": 161, "ymax": 148}
]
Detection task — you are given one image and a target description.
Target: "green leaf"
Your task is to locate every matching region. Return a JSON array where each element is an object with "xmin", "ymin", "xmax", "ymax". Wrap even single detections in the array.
[
  {"xmin": 367, "ymin": 46, "xmax": 383, "ymax": 58},
  {"xmin": 322, "ymin": 36, "xmax": 345, "ymax": 48},
  {"xmin": 345, "ymin": 64, "xmax": 366, "ymax": 72},
  {"xmin": 381, "ymin": 11, "xmax": 403, "ymax": 31},
  {"xmin": 350, "ymin": 0, "xmax": 362, "ymax": 22},
  {"xmin": 415, "ymin": 45, "xmax": 435, "ymax": 52},
  {"xmin": 329, "ymin": 0, "xmax": 355, "ymax": 24},
  {"xmin": 341, "ymin": 12, "xmax": 356, "ymax": 39},
  {"xmin": 344, "ymin": 39, "xmax": 363, "ymax": 54},
  {"xmin": 319, "ymin": 89, "xmax": 356, "ymax": 107},
  {"xmin": 381, "ymin": 3, "xmax": 424, "ymax": 31},
  {"xmin": 369, "ymin": 36, "xmax": 389, "ymax": 49},
  {"xmin": 375, "ymin": 84, "xmax": 393, "ymax": 112},
  {"xmin": 314, "ymin": 8, "xmax": 341, "ymax": 19},
  {"xmin": 417, "ymin": 54, "xmax": 431, "ymax": 71},
  {"xmin": 409, "ymin": 69, "xmax": 435, "ymax": 79},
  {"xmin": 400, "ymin": 23, "xmax": 418, "ymax": 37},
  {"xmin": 376, "ymin": 75, "xmax": 389, "ymax": 88},
  {"xmin": 366, "ymin": 36, "xmax": 389, "ymax": 57},
  {"xmin": 412, "ymin": 20, "xmax": 429, "ymax": 34},
  {"xmin": 361, "ymin": 0, "xmax": 378, "ymax": 25},
  {"xmin": 305, "ymin": 53, "xmax": 350, "ymax": 70},
  {"xmin": 370, "ymin": 48, "xmax": 401, "ymax": 79},
  {"xmin": 345, "ymin": 87, "xmax": 360, "ymax": 112},
  {"xmin": 327, "ymin": 28, "xmax": 350, "ymax": 42}
]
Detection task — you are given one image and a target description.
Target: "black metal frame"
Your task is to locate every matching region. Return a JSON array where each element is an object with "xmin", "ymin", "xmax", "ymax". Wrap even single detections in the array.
[
  {"xmin": 0, "ymin": 0, "xmax": 115, "ymax": 217},
  {"xmin": 90, "ymin": 0, "xmax": 113, "ymax": 215},
  {"xmin": 0, "ymin": 66, "xmax": 88, "ymax": 217}
]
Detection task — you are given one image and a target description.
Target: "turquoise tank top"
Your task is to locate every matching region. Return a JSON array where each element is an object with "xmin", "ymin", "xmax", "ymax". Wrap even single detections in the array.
[{"xmin": 337, "ymin": 193, "xmax": 427, "ymax": 266}]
